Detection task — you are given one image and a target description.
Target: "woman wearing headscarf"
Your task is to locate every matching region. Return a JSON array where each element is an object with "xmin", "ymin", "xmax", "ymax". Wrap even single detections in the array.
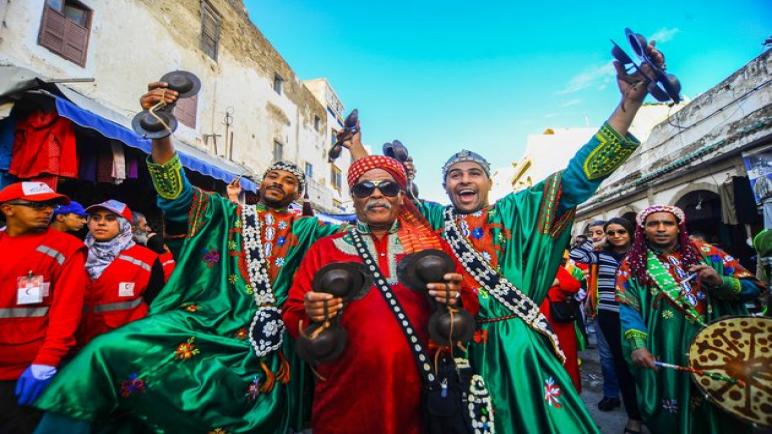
[{"xmin": 78, "ymin": 200, "xmax": 165, "ymax": 345}]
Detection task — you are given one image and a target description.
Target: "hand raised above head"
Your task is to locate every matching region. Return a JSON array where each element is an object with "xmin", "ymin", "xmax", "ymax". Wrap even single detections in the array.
[
  {"xmin": 140, "ymin": 82, "xmax": 179, "ymax": 110},
  {"xmin": 614, "ymin": 41, "xmax": 666, "ymax": 104}
]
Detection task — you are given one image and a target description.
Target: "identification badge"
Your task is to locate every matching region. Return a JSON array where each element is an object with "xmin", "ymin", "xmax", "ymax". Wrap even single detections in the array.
[
  {"xmin": 118, "ymin": 282, "xmax": 136, "ymax": 297},
  {"xmin": 17, "ymin": 275, "xmax": 44, "ymax": 305}
]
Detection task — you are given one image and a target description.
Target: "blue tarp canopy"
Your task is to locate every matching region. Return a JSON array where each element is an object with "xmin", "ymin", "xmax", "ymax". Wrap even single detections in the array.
[{"xmin": 53, "ymin": 95, "xmax": 257, "ymax": 192}]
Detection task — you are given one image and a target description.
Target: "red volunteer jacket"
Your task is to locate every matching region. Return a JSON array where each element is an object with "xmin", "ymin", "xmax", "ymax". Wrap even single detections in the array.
[
  {"xmin": 0, "ymin": 228, "xmax": 87, "ymax": 380},
  {"xmin": 158, "ymin": 250, "xmax": 176, "ymax": 282},
  {"xmin": 78, "ymin": 245, "xmax": 159, "ymax": 345}
]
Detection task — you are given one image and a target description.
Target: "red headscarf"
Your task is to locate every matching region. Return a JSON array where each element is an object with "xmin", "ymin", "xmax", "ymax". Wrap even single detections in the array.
[
  {"xmin": 348, "ymin": 156, "xmax": 439, "ymax": 253},
  {"xmin": 347, "ymin": 155, "xmax": 408, "ymax": 190}
]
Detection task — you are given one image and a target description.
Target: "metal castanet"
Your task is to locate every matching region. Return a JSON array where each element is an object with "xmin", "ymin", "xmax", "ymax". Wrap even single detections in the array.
[
  {"xmin": 132, "ymin": 70, "xmax": 201, "ymax": 139},
  {"xmin": 384, "ymin": 139, "xmax": 420, "ymax": 199},
  {"xmin": 328, "ymin": 109, "xmax": 358, "ymax": 162},
  {"xmin": 295, "ymin": 262, "xmax": 371, "ymax": 365},
  {"xmin": 397, "ymin": 249, "xmax": 476, "ymax": 346},
  {"xmin": 610, "ymin": 27, "xmax": 681, "ymax": 104}
]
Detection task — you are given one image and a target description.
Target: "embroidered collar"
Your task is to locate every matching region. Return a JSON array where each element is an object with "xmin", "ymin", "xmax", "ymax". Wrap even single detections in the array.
[{"xmin": 355, "ymin": 219, "xmax": 399, "ymax": 235}]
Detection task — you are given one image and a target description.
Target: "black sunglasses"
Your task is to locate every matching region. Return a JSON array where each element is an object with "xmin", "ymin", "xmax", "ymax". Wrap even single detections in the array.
[{"xmin": 351, "ymin": 180, "xmax": 401, "ymax": 198}]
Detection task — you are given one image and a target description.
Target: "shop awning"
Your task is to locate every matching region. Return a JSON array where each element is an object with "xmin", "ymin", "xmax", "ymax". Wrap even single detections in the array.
[
  {"xmin": 0, "ymin": 64, "xmax": 257, "ymax": 192},
  {"xmin": 53, "ymin": 96, "xmax": 257, "ymax": 192}
]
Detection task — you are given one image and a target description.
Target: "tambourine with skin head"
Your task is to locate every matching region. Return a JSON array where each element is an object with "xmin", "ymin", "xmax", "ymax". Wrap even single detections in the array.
[
  {"xmin": 610, "ymin": 28, "xmax": 681, "ymax": 104},
  {"xmin": 397, "ymin": 249, "xmax": 476, "ymax": 346},
  {"xmin": 688, "ymin": 316, "xmax": 772, "ymax": 428},
  {"xmin": 296, "ymin": 262, "xmax": 371, "ymax": 364},
  {"xmin": 132, "ymin": 70, "xmax": 201, "ymax": 139},
  {"xmin": 328, "ymin": 109, "xmax": 358, "ymax": 162}
]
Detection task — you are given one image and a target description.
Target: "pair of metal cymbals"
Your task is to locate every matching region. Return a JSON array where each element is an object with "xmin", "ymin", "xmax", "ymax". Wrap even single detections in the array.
[
  {"xmin": 295, "ymin": 262, "xmax": 371, "ymax": 364},
  {"xmin": 132, "ymin": 70, "xmax": 201, "ymax": 139},
  {"xmin": 398, "ymin": 249, "xmax": 476, "ymax": 346},
  {"xmin": 611, "ymin": 28, "xmax": 681, "ymax": 104},
  {"xmin": 328, "ymin": 109, "xmax": 358, "ymax": 162}
]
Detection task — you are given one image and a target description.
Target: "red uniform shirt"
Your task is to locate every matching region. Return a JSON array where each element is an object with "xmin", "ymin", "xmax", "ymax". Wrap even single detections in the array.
[
  {"xmin": 78, "ymin": 245, "xmax": 158, "ymax": 346},
  {"xmin": 0, "ymin": 228, "xmax": 87, "ymax": 380}
]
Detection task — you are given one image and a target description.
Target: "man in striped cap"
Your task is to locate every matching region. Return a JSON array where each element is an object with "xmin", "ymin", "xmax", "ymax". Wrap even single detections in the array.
[{"xmin": 0, "ymin": 182, "xmax": 87, "ymax": 433}]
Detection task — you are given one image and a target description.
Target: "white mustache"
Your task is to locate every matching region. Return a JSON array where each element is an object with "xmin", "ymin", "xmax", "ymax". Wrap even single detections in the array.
[{"xmin": 366, "ymin": 200, "xmax": 392, "ymax": 211}]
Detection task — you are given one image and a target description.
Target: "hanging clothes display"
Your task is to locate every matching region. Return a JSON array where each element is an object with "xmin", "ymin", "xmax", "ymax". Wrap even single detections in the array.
[
  {"xmin": 719, "ymin": 178, "xmax": 739, "ymax": 225},
  {"xmin": 10, "ymin": 111, "xmax": 79, "ymax": 179},
  {"xmin": 110, "ymin": 141, "xmax": 126, "ymax": 184}
]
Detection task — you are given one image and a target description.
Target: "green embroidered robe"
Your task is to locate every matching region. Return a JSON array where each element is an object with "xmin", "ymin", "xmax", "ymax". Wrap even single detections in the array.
[
  {"xmin": 616, "ymin": 241, "xmax": 761, "ymax": 434},
  {"xmin": 35, "ymin": 155, "xmax": 339, "ymax": 433},
  {"xmin": 419, "ymin": 123, "xmax": 639, "ymax": 434}
]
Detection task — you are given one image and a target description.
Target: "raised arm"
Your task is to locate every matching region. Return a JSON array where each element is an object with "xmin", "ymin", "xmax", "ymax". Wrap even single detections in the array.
[
  {"xmin": 557, "ymin": 42, "xmax": 665, "ymax": 214},
  {"xmin": 139, "ymin": 82, "xmax": 195, "ymax": 223}
]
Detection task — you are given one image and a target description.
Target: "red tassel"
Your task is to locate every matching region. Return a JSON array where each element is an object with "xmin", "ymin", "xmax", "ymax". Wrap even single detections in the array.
[
  {"xmin": 259, "ymin": 361, "xmax": 275, "ymax": 393},
  {"xmin": 276, "ymin": 352, "xmax": 291, "ymax": 385}
]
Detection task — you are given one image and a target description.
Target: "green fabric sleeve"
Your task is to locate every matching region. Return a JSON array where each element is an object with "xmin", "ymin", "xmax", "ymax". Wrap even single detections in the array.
[
  {"xmin": 558, "ymin": 122, "xmax": 639, "ymax": 214},
  {"xmin": 623, "ymin": 329, "xmax": 648, "ymax": 350},
  {"xmin": 148, "ymin": 154, "xmax": 194, "ymax": 225}
]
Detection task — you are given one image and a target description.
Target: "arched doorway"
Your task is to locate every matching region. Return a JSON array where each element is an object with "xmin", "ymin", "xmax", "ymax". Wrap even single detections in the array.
[
  {"xmin": 675, "ymin": 190, "xmax": 723, "ymax": 245},
  {"xmin": 674, "ymin": 190, "xmax": 753, "ymax": 267}
]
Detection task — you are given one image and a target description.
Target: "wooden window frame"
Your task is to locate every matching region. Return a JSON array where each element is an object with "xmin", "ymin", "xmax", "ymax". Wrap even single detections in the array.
[
  {"xmin": 38, "ymin": 0, "xmax": 92, "ymax": 67},
  {"xmin": 174, "ymin": 94, "xmax": 198, "ymax": 129},
  {"xmin": 200, "ymin": 0, "xmax": 221, "ymax": 61}
]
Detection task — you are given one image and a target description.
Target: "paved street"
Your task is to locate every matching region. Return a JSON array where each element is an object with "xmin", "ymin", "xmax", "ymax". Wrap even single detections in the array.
[{"xmin": 579, "ymin": 330, "xmax": 646, "ymax": 434}]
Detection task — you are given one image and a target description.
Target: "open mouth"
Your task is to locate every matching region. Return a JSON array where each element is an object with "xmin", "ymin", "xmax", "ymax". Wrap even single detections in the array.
[{"xmin": 455, "ymin": 188, "xmax": 477, "ymax": 204}]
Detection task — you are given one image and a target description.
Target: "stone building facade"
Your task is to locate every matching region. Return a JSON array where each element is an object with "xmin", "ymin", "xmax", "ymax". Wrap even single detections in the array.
[
  {"xmin": 0, "ymin": 0, "xmax": 353, "ymax": 212},
  {"xmin": 573, "ymin": 49, "xmax": 772, "ymax": 264}
]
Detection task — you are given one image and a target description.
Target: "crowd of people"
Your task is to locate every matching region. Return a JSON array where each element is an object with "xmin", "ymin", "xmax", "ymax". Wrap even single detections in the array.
[{"xmin": 0, "ymin": 40, "xmax": 767, "ymax": 434}]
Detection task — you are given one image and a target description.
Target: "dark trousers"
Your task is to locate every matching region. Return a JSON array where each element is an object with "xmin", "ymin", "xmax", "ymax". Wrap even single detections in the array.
[
  {"xmin": 597, "ymin": 310, "xmax": 642, "ymax": 421},
  {"xmin": 0, "ymin": 380, "xmax": 43, "ymax": 434}
]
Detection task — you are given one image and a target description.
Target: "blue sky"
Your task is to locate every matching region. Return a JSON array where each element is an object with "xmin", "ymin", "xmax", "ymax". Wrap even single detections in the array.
[{"xmin": 244, "ymin": 0, "xmax": 771, "ymax": 202}]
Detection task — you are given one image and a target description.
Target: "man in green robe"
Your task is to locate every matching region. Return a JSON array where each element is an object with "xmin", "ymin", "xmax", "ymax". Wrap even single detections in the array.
[
  {"xmin": 615, "ymin": 205, "xmax": 761, "ymax": 434},
  {"xmin": 411, "ymin": 42, "xmax": 666, "ymax": 433},
  {"xmin": 33, "ymin": 83, "xmax": 365, "ymax": 433}
]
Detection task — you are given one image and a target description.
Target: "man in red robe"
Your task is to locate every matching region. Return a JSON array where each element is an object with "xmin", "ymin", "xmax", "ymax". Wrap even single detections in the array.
[{"xmin": 283, "ymin": 156, "xmax": 478, "ymax": 434}]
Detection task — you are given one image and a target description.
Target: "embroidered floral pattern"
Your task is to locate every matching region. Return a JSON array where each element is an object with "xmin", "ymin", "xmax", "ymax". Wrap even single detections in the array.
[
  {"xmin": 175, "ymin": 337, "xmax": 201, "ymax": 360},
  {"xmin": 208, "ymin": 429, "xmax": 228, "ymax": 434},
  {"xmin": 662, "ymin": 398, "xmax": 678, "ymax": 414},
  {"xmin": 234, "ymin": 327, "xmax": 249, "ymax": 340},
  {"xmin": 228, "ymin": 274, "xmax": 238, "ymax": 284},
  {"xmin": 661, "ymin": 309, "xmax": 674, "ymax": 319},
  {"xmin": 544, "ymin": 377, "xmax": 562, "ymax": 408},
  {"xmin": 472, "ymin": 227, "xmax": 484, "ymax": 240},
  {"xmin": 274, "ymin": 257, "xmax": 285, "ymax": 267},
  {"xmin": 202, "ymin": 249, "xmax": 221, "ymax": 267},
  {"xmin": 183, "ymin": 304, "xmax": 199, "ymax": 313},
  {"xmin": 473, "ymin": 329, "xmax": 489, "ymax": 344},
  {"xmin": 119, "ymin": 373, "xmax": 145, "ymax": 398},
  {"xmin": 246, "ymin": 376, "xmax": 260, "ymax": 401}
]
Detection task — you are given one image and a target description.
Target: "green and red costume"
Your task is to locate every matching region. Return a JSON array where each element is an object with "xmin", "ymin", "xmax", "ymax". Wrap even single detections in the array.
[
  {"xmin": 616, "ymin": 240, "xmax": 761, "ymax": 434},
  {"xmin": 418, "ymin": 123, "xmax": 639, "ymax": 433},
  {"xmin": 35, "ymin": 155, "xmax": 340, "ymax": 433}
]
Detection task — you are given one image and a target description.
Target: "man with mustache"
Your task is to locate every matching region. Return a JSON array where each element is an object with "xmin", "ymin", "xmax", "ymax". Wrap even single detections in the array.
[
  {"xmin": 283, "ymin": 155, "xmax": 479, "ymax": 434},
  {"xmin": 33, "ymin": 83, "xmax": 366, "ymax": 433},
  {"xmin": 616, "ymin": 205, "xmax": 761, "ymax": 434},
  {"xmin": 411, "ymin": 42, "xmax": 666, "ymax": 433}
]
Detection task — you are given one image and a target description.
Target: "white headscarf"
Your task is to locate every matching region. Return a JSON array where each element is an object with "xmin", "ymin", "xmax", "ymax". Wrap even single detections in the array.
[{"xmin": 85, "ymin": 216, "xmax": 136, "ymax": 279}]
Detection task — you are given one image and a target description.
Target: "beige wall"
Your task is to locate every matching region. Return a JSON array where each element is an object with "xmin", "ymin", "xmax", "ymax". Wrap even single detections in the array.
[{"xmin": 0, "ymin": 0, "xmax": 351, "ymax": 211}]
